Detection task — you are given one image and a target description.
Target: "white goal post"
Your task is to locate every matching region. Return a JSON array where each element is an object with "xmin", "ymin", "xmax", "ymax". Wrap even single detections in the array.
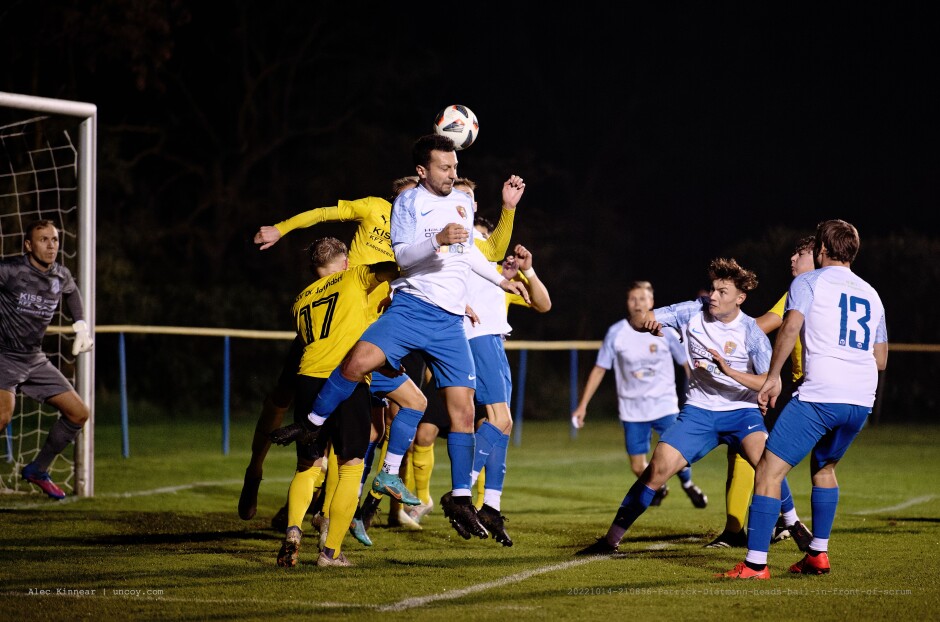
[{"xmin": 0, "ymin": 91, "xmax": 97, "ymax": 497}]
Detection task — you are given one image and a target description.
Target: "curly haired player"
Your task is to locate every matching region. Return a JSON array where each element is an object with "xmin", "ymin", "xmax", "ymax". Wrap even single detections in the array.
[{"xmin": 576, "ymin": 257, "xmax": 772, "ymax": 555}]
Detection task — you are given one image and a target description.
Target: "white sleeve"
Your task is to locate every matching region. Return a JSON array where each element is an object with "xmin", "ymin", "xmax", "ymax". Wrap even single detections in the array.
[
  {"xmin": 467, "ymin": 244, "xmax": 504, "ymax": 286},
  {"xmin": 393, "ymin": 236, "xmax": 439, "ymax": 270}
]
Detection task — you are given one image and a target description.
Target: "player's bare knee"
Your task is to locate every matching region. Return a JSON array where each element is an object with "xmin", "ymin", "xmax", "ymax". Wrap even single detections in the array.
[
  {"xmin": 449, "ymin": 409, "xmax": 475, "ymax": 433},
  {"xmin": 53, "ymin": 393, "xmax": 89, "ymax": 426},
  {"xmin": 63, "ymin": 405, "xmax": 90, "ymax": 426}
]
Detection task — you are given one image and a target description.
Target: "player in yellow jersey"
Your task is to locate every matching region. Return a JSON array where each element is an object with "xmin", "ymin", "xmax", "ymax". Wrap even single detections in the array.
[
  {"xmin": 276, "ymin": 237, "xmax": 401, "ymax": 568},
  {"xmin": 240, "ymin": 177, "xmax": 418, "ymax": 526},
  {"xmin": 705, "ymin": 235, "xmax": 816, "ymax": 550}
]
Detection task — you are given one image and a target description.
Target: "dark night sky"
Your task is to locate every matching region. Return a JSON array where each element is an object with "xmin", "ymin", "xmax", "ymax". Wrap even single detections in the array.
[{"xmin": 1, "ymin": 2, "xmax": 937, "ymax": 340}]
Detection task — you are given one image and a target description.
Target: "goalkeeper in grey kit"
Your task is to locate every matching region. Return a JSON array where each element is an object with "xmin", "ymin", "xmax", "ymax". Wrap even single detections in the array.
[{"xmin": 0, "ymin": 219, "xmax": 94, "ymax": 499}]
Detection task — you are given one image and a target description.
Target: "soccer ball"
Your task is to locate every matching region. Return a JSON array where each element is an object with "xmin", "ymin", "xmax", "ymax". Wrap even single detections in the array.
[{"xmin": 433, "ymin": 105, "xmax": 479, "ymax": 150}]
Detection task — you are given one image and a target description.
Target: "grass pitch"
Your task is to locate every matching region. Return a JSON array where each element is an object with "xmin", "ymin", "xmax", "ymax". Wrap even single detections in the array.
[{"xmin": 1, "ymin": 419, "xmax": 938, "ymax": 621}]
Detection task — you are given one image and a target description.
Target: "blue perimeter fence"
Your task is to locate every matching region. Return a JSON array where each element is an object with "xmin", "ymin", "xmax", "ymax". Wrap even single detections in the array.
[
  {"xmin": 8, "ymin": 326, "xmax": 935, "ymax": 461},
  {"xmin": 97, "ymin": 326, "xmax": 605, "ymax": 459}
]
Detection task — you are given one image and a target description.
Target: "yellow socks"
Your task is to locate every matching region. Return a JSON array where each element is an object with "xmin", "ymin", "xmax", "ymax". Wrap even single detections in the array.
[
  {"xmin": 725, "ymin": 451, "xmax": 755, "ymax": 533},
  {"xmin": 324, "ymin": 462, "xmax": 365, "ymax": 555},
  {"xmin": 322, "ymin": 446, "xmax": 339, "ymax": 520},
  {"xmin": 475, "ymin": 468, "xmax": 486, "ymax": 510},
  {"xmin": 411, "ymin": 443, "xmax": 435, "ymax": 505},
  {"xmin": 287, "ymin": 465, "xmax": 322, "ymax": 528}
]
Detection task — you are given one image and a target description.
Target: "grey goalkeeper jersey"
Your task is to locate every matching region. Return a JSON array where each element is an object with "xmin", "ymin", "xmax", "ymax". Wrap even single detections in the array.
[{"xmin": 0, "ymin": 254, "xmax": 85, "ymax": 354}]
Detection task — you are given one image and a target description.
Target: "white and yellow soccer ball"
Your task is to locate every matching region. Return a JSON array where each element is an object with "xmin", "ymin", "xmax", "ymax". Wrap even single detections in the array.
[{"xmin": 433, "ymin": 105, "xmax": 479, "ymax": 150}]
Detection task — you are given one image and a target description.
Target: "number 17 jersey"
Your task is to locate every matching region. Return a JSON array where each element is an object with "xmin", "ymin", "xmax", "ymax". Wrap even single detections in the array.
[
  {"xmin": 292, "ymin": 265, "xmax": 376, "ymax": 379},
  {"xmin": 788, "ymin": 265, "xmax": 887, "ymax": 407}
]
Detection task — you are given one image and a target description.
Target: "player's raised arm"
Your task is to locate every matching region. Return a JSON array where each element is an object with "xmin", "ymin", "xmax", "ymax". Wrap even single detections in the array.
[
  {"xmin": 512, "ymin": 244, "xmax": 551, "ymax": 312},
  {"xmin": 253, "ymin": 225, "xmax": 282, "ymax": 250},
  {"xmin": 501, "ymin": 175, "xmax": 525, "ymax": 210}
]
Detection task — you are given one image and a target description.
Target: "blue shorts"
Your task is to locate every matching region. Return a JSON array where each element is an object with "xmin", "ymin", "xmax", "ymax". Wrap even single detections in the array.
[
  {"xmin": 469, "ymin": 334, "xmax": 512, "ymax": 405},
  {"xmin": 622, "ymin": 414, "xmax": 678, "ymax": 456},
  {"xmin": 359, "ymin": 292, "xmax": 475, "ymax": 389},
  {"xmin": 660, "ymin": 404, "xmax": 766, "ymax": 465},
  {"xmin": 766, "ymin": 396, "xmax": 870, "ymax": 467},
  {"xmin": 368, "ymin": 371, "xmax": 409, "ymax": 397}
]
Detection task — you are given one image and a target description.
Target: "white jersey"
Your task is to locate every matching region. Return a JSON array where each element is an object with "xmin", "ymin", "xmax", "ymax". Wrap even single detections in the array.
[
  {"xmin": 787, "ymin": 266, "xmax": 886, "ymax": 407},
  {"xmin": 655, "ymin": 299, "xmax": 772, "ymax": 412},
  {"xmin": 390, "ymin": 184, "xmax": 501, "ymax": 315},
  {"xmin": 596, "ymin": 319, "xmax": 687, "ymax": 422},
  {"xmin": 463, "ymin": 254, "xmax": 512, "ymax": 340}
]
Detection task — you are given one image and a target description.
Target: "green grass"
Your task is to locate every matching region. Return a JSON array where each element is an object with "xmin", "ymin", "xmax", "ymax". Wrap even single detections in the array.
[{"xmin": 1, "ymin": 419, "xmax": 938, "ymax": 621}]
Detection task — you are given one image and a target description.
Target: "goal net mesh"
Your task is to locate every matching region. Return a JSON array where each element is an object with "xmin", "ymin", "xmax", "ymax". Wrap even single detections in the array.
[{"xmin": 0, "ymin": 114, "xmax": 82, "ymax": 495}]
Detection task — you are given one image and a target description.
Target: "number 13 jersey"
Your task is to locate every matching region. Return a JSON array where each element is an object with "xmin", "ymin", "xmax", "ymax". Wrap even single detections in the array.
[{"xmin": 788, "ymin": 266, "xmax": 887, "ymax": 407}]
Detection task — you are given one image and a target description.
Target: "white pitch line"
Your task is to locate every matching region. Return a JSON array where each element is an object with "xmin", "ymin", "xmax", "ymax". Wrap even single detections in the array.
[
  {"xmin": 851, "ymin": 494, "xmax": 937, "ymax": 515},
  {"xmin": 377, "ymin": 557, "xmax": 600, "ymax": 612}
]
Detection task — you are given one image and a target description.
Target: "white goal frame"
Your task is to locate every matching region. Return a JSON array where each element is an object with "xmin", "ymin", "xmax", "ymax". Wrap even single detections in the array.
[{"xmin": 0, "ymin": 91, "xmax": 97, "ymax": 497}]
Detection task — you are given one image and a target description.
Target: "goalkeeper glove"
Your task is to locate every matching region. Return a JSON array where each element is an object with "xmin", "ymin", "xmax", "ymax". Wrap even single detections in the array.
[{"xmin": 72, "ymin": 320, "xmax": 94, "ymax": 355}]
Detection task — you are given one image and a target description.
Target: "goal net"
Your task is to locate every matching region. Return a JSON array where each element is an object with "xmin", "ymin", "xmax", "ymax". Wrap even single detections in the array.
[{"xmin": 0, "ymin": 92, "xmax": 97, "ymax": 498}]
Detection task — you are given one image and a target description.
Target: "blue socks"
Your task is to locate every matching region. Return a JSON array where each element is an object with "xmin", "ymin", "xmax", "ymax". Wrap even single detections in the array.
[
  {"xmin": 387, "ymin": 407, "xmax": 423, "ymax": 457},
  {"xmin": 677, "ymin": 466, "xmax": 692, "ymax": 485},
  {"xmin": 360, "ymin": 440, "xmax": 378, "ymax": 486},
  {"xmin": 746, "ymin": 494, "xmax": 782, "ymax": 553},
  {"xmin": 447, "ymin": 432, "xmax": 475, "ymax": 493},
  {"xmin": 613, "ymin": 480, "xmax": 657, "ymax": 529},
  {"xmin": 473, "ymin": 421, "xmax": 503, "ymax": 473},
  {"xmin": 310, "ymin": 368, "xmax": 359, "ymax": 421},
  {"xmin": 780, "ymin": 477, "xmax": 795, "ymax": 513},
  {"xmin": 811, "ymin": 486, "xmax": 839, "ymax": 539},
  {"xmin": 484, "ymin": 431, "xmax": 510, "ymax": 492}
]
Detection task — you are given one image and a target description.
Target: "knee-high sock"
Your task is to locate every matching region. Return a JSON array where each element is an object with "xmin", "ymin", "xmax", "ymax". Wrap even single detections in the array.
[
  {"xmin": 472, "ymin": 421, "xmax": 502, "ymax": 483},
  {"xmin": 411, "ymin": 443, "xmax": 435, "ymax": 505},
  {"xmin": 322, "ymin": 447, "xmax": 339, "ymax": 519},
  {"xmin": 676, "ymin": 466, "xmax": 692, "ymax": 485},
  {"xmin": 482, "ymin": 433, "xmax": 510, "ymax": 510},
  {"xmin": 385, "ymin": 408, "xmax": 423, "ymax": 470},
  {"xmin": 447, "ymin": 432, "xmax": 475, "ymax": 495},
  {"xmin": 310, "ymin": 368, "xmax": 359, "ymax": 421},
  {"xmin": 359, "ymin": 440, "xmax": 379, "ymax": 494},
  {"xmin": 810, "ymin": 486, "xmax": 839, "ymax": 540},
  {"xmin": 324, "ymin": 462, "xmax": 365, "ymax": 557},
  {"xmin": 726, "ymin": 452, "xmax": 755, "ymax": 533},
  {"xmin": 745, "ymin": 494, "xmax": 781, "ymax": 564},
  {"xmin": 607, "ymin": 480, "xmax": 657, "ymax": 544},
  {"xmin": 402, "ymin": 447, "xmax": 415, "ymax": 491},
  {"xmin": 34, "ymin": 417, "xmax": 83, "ymax": 471},
  {"xmin": 483, "ymin": 431, "xmax": 509, "ymax": 492},
  {"xmin": 374, "ymin": 431, "xmax": 390, "ymax": 479},
  {"xmin": 287, "ymin": 466, "xmax": 322, "ymax": 528},
  {"xmin": 780, "ymin": 477, "xmax": 795, "ymax": 513}
]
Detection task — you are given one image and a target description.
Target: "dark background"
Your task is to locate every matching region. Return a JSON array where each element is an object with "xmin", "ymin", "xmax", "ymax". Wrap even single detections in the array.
[{"xmin": 1, "ymin": 2, "xmax": 937, "ymax": 420}]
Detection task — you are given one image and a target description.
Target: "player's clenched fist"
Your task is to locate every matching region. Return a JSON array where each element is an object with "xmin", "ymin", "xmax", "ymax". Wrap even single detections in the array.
[{"xmin": 436, "ymin": 223, "xmax": 469, "ymax": 246}]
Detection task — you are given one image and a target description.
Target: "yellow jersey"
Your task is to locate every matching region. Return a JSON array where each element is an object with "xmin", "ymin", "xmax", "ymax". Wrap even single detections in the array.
[
  {"xmin": 475, "ymin": 207, "xmax": 516, "ymax": 261},
  {"xmin": 276, "ymin": 197, "xmax": 393, "ymax": 266},
  {"xmin": 769, "ymin": 292, "xmax": 804, "ymax": 381},
  {"xmin": 276, "ymin": 197, "xmax": 393, "ymax": 322},
  {"xmin": 292, "ymin": 264, "xmax": 378, "ymax": 379}
]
